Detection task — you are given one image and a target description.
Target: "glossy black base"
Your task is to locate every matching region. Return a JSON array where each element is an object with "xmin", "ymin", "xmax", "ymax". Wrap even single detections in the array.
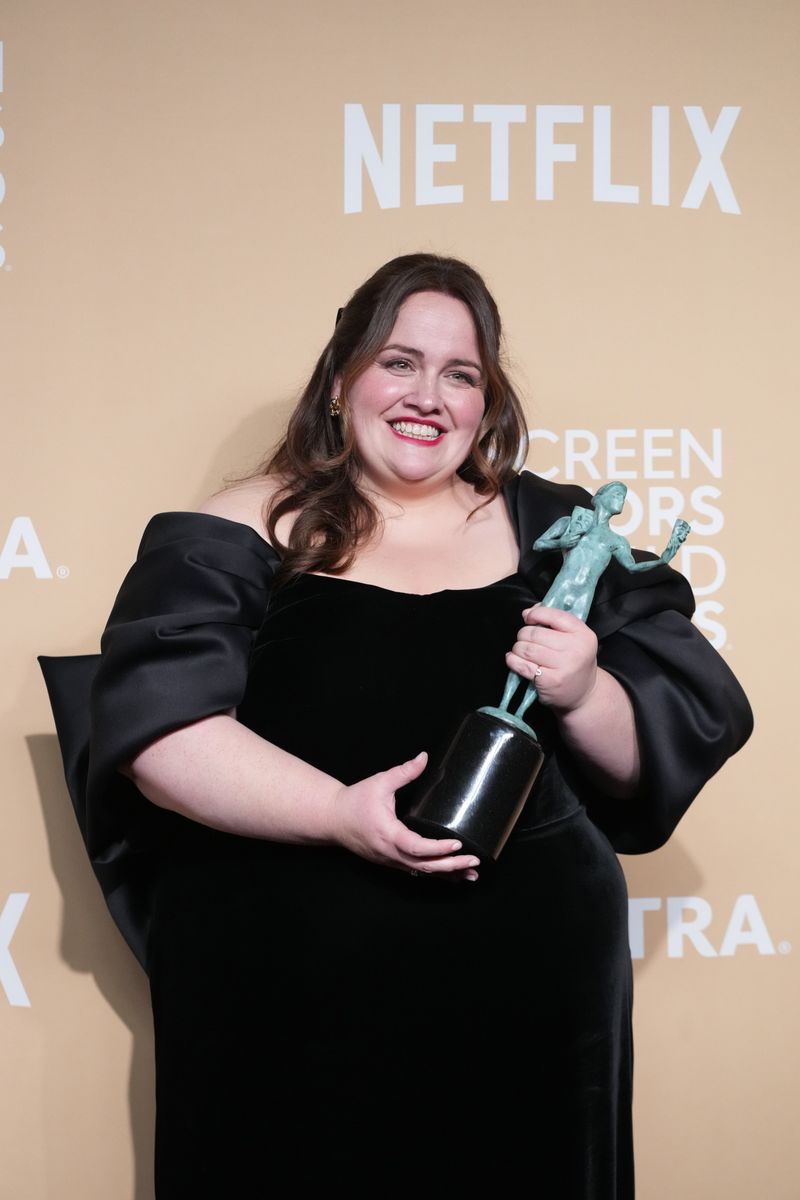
[{"xmin": 403, "ymin": 710, "xmax": 545, "ymax": 861}]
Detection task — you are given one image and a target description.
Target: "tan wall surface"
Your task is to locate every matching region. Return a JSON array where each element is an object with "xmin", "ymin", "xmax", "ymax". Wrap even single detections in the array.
[{"xmin": 2, "ymin": 2, "xmax": 797, "ymax": 1196}]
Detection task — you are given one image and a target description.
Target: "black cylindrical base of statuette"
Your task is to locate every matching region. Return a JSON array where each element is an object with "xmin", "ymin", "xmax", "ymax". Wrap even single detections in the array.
[{"xmin": 403, "ymin": 710, "xmax": 545, "ymax": 862}]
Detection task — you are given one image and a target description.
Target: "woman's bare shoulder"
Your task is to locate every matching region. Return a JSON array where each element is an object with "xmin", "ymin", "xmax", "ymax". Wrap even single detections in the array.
[{"xmin": 197, "ymin": 476, "xmax": 283, "ymax": 541}]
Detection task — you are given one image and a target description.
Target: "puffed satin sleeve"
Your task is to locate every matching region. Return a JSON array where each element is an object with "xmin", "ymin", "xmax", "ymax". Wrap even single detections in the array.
[
  {"xmin": 585, "ymin": 611, "xmax": 753, "ymax": 852},
  {"xmin": 90, "ymin": 512, "xmax": 280, "ymax": 772},
  {"xmin": 505, "ymin": 471, "xmax": 753, "ymax": 853},
  {"xmin": 39, "ymin": 511, "xmax": 280, "ymax": 965}
]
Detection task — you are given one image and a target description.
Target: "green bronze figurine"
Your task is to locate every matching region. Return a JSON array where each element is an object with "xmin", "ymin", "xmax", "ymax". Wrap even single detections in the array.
[
  {"xmin": 485, "ymin": 481, "xmax": 690, "ymax": 728},
  {"xmin": 405, "ymin": 480, "xmax": 691, "ymax": 860}
]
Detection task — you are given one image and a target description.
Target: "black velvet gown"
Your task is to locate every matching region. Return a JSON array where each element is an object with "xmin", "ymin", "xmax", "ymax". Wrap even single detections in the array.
[{"xmin": 39, "ymin": 472, "xmax": 753, "ymax": 1198}]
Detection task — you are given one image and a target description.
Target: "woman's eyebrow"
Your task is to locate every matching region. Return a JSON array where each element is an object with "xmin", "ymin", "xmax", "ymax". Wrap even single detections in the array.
[
  {"xmin": 447, "ymin": 358, "xmax": 484, "ymax": 373},
  {"xmin": 381, "ymin": 343, "xmax": 483, "ymax": 372},
  {"xmin": 381, "ymin": 342, "xmax": 422, "ymax": 357}
]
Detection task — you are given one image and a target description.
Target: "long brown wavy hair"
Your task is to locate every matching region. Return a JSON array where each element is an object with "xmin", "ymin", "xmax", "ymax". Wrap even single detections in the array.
[{"xmin": 252, "ymin": 253, "xmax": 528, "ymax": 584}]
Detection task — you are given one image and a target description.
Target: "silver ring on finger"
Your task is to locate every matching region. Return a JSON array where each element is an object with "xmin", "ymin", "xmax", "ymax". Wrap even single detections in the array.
[{"xmin": 534, "ymin": 666, "xmax": 543, "ymax": 677}]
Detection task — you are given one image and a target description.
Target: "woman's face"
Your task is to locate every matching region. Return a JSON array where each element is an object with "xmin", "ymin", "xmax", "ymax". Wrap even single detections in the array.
[{"xmin": 338, "ymin": 290, "xmax": 486, "ymax": 499}]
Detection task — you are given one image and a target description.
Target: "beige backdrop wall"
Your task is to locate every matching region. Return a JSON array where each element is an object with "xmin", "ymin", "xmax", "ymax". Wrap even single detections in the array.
[{"xmin": 2, "ymin": 2, "xmax": 795, "ymax": 1197}]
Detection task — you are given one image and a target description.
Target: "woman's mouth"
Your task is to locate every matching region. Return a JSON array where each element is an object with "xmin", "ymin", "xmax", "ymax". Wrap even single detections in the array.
[{"xmin": 389, "ymin": 420, "xmax": 444, "ymax": 442}]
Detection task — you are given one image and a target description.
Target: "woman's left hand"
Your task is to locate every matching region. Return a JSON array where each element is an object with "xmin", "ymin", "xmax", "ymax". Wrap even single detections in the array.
[{"xmin": 505, "ymin": 604, "xmax": 599, "ymax": 714}]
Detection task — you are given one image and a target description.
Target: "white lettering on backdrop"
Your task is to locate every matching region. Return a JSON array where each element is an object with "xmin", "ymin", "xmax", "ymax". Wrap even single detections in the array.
[
  {"xmin": 343, "ymin": 103, "xmax": 741, "ymax": 215},
  {"xmin": 628, "ymin": 895, "xmax": 779, "ymax": 960},
  {"xmin": 0, "ymin": 518, "xmax": 54, "ymax": 579},
  {"xmin": 527, "ymin": 428, "xmax": 728, "ymax": 648},
  {"xmin": 0, "ymin": 893, "xmax": 30, "ymax": 1008}
]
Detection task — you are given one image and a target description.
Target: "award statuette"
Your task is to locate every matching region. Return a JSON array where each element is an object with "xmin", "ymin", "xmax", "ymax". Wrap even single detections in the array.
[{"xmin": 404, "ymin": 481, "xmax": 691, "ymax": 861}]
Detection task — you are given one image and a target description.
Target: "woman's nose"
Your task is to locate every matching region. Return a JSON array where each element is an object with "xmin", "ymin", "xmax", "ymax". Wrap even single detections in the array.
[{"xmin": 410, "ymin": 374, "xmax": 442, "ymax": 411}]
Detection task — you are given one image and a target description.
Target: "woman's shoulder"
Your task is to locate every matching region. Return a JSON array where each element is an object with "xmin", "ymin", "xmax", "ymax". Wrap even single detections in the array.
[
  {"xmin": 197, "ymin": 476, "xmax": 282, "ymax": 543},
  {"xmin": 128, "ymin": 477, "xmax": 283, "ymax": 570}
]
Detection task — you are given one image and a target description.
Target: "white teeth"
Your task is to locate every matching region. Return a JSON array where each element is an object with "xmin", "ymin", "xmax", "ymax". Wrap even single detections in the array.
[{"xmin": 390, "ymin": 421, "xmax": 442, "ymax": 440}]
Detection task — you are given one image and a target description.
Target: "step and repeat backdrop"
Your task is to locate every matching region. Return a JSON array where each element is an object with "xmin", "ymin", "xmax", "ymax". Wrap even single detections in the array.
[{"xmin": 1, "ymin": 2, "xmax": 796, "ymax": 1197}]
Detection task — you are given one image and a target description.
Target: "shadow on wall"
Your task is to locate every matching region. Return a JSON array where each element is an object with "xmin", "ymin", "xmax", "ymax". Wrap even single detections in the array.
[
  {"xmin": 624, "ymin": 837, "xmax": 705, "ymax": 973},
  {"xmin": 27, "ymin": 733, "xmax": 154, "ymax": 1200}
]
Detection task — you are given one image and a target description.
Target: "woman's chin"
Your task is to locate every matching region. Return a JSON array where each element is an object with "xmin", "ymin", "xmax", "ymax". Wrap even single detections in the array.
[{"xmin": 361, "ymin": 465, "xmax": 460, "ymax": 499}]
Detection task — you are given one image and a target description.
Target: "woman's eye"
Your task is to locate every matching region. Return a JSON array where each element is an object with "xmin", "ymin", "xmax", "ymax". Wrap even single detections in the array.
[
  {"xmin": 383, "ymin": 358, "xmax": 413, "ymax": 371},
  {"xmin": 450, "ymin": 370, "xmax": 479, "ymax": 386}
]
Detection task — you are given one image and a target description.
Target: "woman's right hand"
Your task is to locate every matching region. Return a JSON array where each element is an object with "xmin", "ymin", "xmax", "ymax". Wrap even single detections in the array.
[{"xmin": 329, "ymin": 751, "xmax": 480, "ymax": 880}]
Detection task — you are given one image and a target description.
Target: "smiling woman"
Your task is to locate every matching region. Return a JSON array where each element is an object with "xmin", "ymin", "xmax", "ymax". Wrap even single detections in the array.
[
  {"xmin": 335, "ymin": 292, "xmax": 487, "ymax": 500},
  {"xmin": 42, "ymin": 252, "xmax": 752, "ymax": 1196},
  {"xmin": 256, "ymin": 253, "xmax": 529, "ymax": 589}
]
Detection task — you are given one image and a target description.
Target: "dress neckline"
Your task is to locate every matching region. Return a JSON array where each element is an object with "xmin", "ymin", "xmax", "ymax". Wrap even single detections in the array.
[{"xmin": 299, "ymin": 571, "xmax": 521, "ymax": 599}]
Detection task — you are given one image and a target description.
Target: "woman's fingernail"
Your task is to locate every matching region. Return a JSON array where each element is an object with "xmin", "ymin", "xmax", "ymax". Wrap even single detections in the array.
[
  {"xmin": 468, "ymin": 858, "xmax": 480, "ymax": 868},
  {"xmin": 466, "ymin": 871, "xmax": 479, "ymax": 882},
  {"xmin": 450, "ymin": 841, "xmax": 462, "ymax": 852}
]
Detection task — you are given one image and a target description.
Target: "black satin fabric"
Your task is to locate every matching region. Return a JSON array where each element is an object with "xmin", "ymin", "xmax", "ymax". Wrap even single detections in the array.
[
  {"xmin": 38, "ymin": 472, "xmax": 753, "ymax": 1197},
  {"xmin": 40, "ymin": 512, "xmax": 281, "ymax": 960}
]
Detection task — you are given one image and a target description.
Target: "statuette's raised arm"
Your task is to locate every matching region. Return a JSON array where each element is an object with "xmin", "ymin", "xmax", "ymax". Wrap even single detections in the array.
[{"xmin": 611, "ymin": 518, "xmax": 690, "ymax": 574}]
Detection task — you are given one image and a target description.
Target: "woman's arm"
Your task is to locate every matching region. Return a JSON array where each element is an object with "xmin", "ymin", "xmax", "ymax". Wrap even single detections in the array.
[
  {"xmin": 124, "ymin": 713, "xmax": 343, "ymax": 841},
  {"xmin": 125, "ymin": 714, "xmax": 481, "ymax": 877},
  {"xmin": 552, "ymin": 669, "xmax": 640, "ymax": 797},
  {"xmin": 506, "ymin": 604, "xmax": 640, "ymax": 797}
]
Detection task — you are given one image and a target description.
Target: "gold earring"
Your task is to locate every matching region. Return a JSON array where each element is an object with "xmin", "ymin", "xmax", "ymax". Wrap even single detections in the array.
[{"xmin": 329, "ymin": 396, "xmax": 341, "ymax": 417}]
